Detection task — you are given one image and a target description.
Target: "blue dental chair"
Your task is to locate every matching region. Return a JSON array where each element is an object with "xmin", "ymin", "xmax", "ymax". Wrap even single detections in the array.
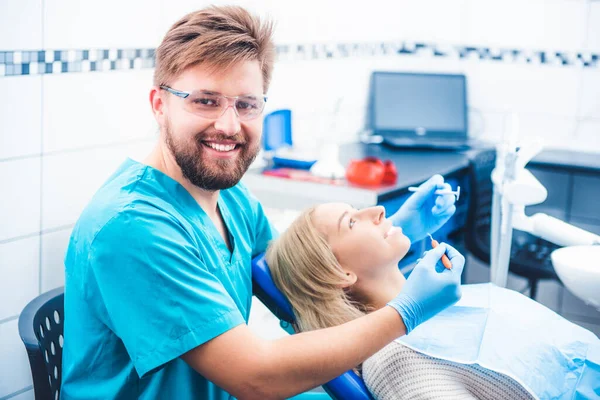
[{"xmin": 252, "ymin": 253, "xmax": 374, "ymax": 400}]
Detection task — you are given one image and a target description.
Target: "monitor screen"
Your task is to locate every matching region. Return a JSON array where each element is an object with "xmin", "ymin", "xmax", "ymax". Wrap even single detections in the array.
[{"xmin": 369, "ymin": 72, "xmax": 468, "ymax": 138}]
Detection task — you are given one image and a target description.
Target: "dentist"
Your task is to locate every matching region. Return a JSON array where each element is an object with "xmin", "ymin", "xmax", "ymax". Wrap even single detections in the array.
[{"xmin": 61, "ymin": 5, "xmax": 461, "ymax": 400}]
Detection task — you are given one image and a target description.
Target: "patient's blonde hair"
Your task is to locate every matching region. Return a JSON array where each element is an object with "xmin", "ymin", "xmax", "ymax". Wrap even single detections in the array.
[{"xmin": 266, "ymin": 208, "xmax": 367, "ymax": 333}]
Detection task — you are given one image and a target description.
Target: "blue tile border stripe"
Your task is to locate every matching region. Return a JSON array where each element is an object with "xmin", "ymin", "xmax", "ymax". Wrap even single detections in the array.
[
  {"xmin": 0, "ymin": 48, "xmax": 156, "ymax": 76},
  {"xmin": 0, "ymin": 42, "xmax": 598, "ymax": 77},
  {"xmin": 274, "ymin": 41, "xmax": 599, "ymax": 68}
]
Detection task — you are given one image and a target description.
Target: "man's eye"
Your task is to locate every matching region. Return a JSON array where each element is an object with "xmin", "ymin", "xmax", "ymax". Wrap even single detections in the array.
[
  {"xmin": 236, "ymin": 101, "xmax": 257, "ymax": 110},
  {"xmin": 194, "ymin": 97, "xmax": 219, "ymax": 106},
  {"xmin": 349, "ymin": 218, "xmax": 356, "ymax": 229}
]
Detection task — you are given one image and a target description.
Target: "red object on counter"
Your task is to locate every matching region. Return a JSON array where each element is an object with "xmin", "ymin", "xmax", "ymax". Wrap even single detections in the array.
[
  {"xmin": 382, "ymin": 160, "xmax": 398, "ymax": 184},
  {"xmin": 346, "ymin": 157, "xmax": 398, "ymax": 186}
]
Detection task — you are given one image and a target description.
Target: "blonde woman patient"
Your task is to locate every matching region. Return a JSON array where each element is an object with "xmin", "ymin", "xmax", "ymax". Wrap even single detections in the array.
[
  {"xmin": 266, "ymin": 203, "xmax": 533, "ymax": 400},
  {"xmin": 266, "ymin": 201, "xmax": 600, "ymax": 400}
]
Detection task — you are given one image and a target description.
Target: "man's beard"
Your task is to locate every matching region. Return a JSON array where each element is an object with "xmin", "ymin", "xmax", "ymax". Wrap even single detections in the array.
[{"xmin": 164, "ymin": 121, "xmax": 259, "ymax": 191}]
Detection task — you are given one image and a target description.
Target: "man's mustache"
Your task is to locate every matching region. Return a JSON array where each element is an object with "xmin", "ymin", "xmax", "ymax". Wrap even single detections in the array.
[{"xmin": 194, "ymin": 132, "xmax": 246, "ymax": 145}]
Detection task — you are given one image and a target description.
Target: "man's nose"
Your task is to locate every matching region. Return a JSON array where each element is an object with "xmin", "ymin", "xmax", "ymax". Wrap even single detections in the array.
[{"xmin": 213, "ymin": 105, "xmax": 241, "ymax": 136}]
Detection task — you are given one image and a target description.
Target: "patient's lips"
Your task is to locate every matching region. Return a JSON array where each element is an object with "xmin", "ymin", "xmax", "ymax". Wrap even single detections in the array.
[{"xmin": 385, "ymin": 226, "xmax": 402, "ymax": 239}]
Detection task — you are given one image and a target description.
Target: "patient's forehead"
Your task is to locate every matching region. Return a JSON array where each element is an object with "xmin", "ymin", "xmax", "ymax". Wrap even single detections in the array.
[{"xmin": 312, "ymin": 203, "xmax": 353, "ymax": 237}]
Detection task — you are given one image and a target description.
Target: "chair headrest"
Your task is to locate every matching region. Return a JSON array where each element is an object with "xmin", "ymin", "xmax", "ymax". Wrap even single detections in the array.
[
  {"xmin": 251, "ymin": 253, "xmax": 295, "ymax": 323},
  {"xmin": 251, "ymin": 254, "xmax": 374, "ymax": 399}
]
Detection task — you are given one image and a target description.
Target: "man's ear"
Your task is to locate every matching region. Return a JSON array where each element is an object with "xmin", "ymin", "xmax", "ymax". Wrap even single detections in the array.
[
  {"xmin": 149, "ymin": 86, "xmax": 166, "ymax": 124},
  {"xmin": 340, "ymin": 270, "xmax": 358, "ymax": 288}
]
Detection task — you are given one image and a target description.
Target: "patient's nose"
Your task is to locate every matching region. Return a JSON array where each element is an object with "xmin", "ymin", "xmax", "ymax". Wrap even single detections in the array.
[{"xmin": 360, "ymin": 206, "xmax": 385, "ymax": 224}]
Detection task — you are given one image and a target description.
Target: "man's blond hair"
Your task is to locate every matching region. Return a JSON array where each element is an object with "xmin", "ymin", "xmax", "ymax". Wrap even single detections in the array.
[{"xmin": 154, "ymin": 6, "xmax": 275, "ymax": 92}]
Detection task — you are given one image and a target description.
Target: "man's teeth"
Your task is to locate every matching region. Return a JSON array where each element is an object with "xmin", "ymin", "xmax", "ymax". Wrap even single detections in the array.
[{"xmin": 207, "ymin": 142, "xmax": 236, "ymax": 152}]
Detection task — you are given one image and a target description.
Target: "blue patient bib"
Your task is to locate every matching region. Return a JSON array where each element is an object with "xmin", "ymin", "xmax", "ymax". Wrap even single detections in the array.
[{"xmin": 395, "ymin": 283, "xmax": 600, "ymax": 400}]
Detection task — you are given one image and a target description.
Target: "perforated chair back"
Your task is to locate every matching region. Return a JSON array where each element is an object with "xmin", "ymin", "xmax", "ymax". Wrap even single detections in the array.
[
  {"xmin": 18, "ymin": 287, "xmax": 65, "ymax": 400},
  {"xmin": 252, "ymin": 254, "xmax": 374, "ymax": 400},
  {"xmin": 464, "ymin": 149, "xmax": 495, "ymax": 264}
]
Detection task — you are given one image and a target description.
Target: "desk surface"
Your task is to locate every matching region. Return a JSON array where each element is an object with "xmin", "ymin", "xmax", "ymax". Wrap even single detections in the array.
[
  {"xmin": 531, "ymin": 149, "xmax": 600, "ymax": 173},
  {"xmin": 337, "ymin": 142, "xmax": 472, "ymax": 199},
  {"xmin": 243, "ymin": 142, "xmax": 474, "ymax": 209}
]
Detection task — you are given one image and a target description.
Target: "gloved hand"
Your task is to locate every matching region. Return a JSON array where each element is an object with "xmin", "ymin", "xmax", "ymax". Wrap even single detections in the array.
[
  {"xmin": 390, "ymin": 175, "xmax": 456, "ymax": 243},
  {"xmin": 387, "ymin": 243, "xmax": 465, "ymax": 334}
]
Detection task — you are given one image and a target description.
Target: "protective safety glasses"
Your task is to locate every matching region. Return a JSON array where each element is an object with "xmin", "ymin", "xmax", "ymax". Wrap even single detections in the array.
[{"xmin": 160, "ymin": 85, "xmax": 267, "ymax": 121}]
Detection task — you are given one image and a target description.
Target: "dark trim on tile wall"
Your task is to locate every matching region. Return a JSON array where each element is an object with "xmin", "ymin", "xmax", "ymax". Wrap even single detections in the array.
[{"xmin": 0, "ymin": 42, "xmax": 598, "ymax": 77}]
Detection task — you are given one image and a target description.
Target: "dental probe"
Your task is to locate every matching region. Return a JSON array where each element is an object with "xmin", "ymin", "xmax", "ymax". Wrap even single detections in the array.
[
  {"xmin": 428, "ymin": 233, "xmax": 453, "ymax": 270},
  {"xmin": 408, "ymin": 186, "xmax": 460, "ymax": 201}
]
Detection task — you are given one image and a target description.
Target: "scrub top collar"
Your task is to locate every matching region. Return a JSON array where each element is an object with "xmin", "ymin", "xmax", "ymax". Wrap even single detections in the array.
[{"xmin": 125, "ymin": 157, "xmax": 239, "ymax": 265}]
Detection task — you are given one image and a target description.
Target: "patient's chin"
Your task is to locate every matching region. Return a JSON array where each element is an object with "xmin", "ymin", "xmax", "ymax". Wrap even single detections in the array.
[
  {"xmin": 393, "ymin": 235, "xmax": 412, "ymax": 257},
  {"xmin": 398, "ymin": 247, "xmax": 410, "ymax": 261}
]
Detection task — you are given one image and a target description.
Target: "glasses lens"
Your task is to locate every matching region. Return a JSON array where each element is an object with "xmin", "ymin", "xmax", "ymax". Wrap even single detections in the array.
[
  {"xmin": 235, "ymin": 97, "xmax": 264, "ymax": 120},
  {"xmin": 186, "ymin": 92, "xmax": 224, "ymax": 119},
  {"xmin": 185, "ymin": 91, "xmax": 265, "ymax": 120}
]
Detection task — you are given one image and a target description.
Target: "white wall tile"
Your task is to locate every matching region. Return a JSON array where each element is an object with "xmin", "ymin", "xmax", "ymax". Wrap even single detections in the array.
[
  {"xmin": 0, "ymin": 76, "xmax": 42, "ymax": 160},
  {"xmin": 0, "ymin": 158, "xmax": 41, "ymax": 242},
  {"xmin": 44, "ymin": 0, "xmax": 163, "ymax": 49},
  {"xmin": 517, "ymin": 114, "xmax": 577, "ymax": 149},
  {"xmin": 9, "ymin": 389, "xmax": 35, "ymax": 400},
  {"xmin": 466, "ymin": 63, "xmax": 580, "ymax": 117},
  {"xmin": 42, "ymin": 70, "xmax": 157, "ymax": 153},
  {"xmin": 572, "ymin": 120, "xmax": 600, "ymax": 153},
  {"xmin": 473, "ymin": 112, "xmax": 577, "ymax": 149},
  {"xmin": 270, "ymin": 55, "xmax": 467, "ymax": 145},
  {"xmin": 41, "ymin": 228, "xmax": 72, "ymax": 292},
  {"xmin": 0, "ymin": 319, "xmax": 33, "ymax": 397},
  {"xmin": 0, "ymin": 237, "xmax": 39, "ymax": 320},
  {"xmin": 41, "ymin": 140, "xmax": 155, "ymax": 230},
  {"xmin": 578, "ymin": 69, "xmax": 600, "ymax": 120},
  {"xmin": 586, "ymin": 2, "xmax": 600, "ymax": 51},
  {"xmin": 0, "ymin": 0, "xmax": 43, "ymax": 50},
  {"xmin": 471, "ymin": 111, "xmax": 506, "ymax": 142},
  {"xmin": 268, "ymin": 0, "xmax": 466, "ymax": 44},
  {"xmin": 463, "ymin": 0, "xmax": 587, "ymax": 50},
  {"xmin": 125, "ymin": 139, "xmax": 156, "ymax": 163}
]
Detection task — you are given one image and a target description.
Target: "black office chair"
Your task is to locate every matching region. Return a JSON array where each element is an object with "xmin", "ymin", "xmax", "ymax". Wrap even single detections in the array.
[
  {"xmin": 19, "ymin": 287, "xmax": 65, "ymax": 400},
  {"xmin": 464, "ymin": 149, "xmax": 559, "ymax": 299}
]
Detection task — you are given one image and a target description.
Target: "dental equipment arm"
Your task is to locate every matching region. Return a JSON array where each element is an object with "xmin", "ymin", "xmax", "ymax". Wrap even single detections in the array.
[
  {"xmin": 490, "ymin": 142, "xmax": 600, "ymax": 288},
  {"xmin": 513, "ymin": 210, "xmax": 600, "ymax": 247}
]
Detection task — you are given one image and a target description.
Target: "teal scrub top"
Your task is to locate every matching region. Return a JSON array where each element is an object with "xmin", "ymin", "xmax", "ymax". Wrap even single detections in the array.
[{"xmin": 61, "ymin": 158, "xmax": 276, "ymax": 400}]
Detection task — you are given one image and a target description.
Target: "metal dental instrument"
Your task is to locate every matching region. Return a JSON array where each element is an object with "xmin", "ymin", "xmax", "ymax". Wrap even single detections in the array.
[
  {"xmin": 408, "ymin": 185, "xmax": 461, "ymax": 201},
  {"xmin": 428, "ymin": 233, "xmax": 453, "ymax": 270}
]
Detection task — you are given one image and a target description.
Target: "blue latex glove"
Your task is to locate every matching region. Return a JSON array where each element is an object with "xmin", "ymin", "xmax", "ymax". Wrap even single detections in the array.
[
  {"xmin": 390, "ymin": 175, "xmax": 457, "ymax": 243},
  {"xmin": 387, "ymin": 243, "xmax": 465, "ymax": 334}
]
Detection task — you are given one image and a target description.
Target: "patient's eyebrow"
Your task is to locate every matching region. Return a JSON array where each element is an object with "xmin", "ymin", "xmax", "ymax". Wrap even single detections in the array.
[{"xmin": 337, "ymin": 211, "xmax": 348, "ymax": 233}]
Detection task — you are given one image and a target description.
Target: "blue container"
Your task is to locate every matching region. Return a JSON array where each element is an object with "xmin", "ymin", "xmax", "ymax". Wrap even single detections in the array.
[{"xmin": 263, "ymin": 109, "xmax": 292, "ymax": 151}]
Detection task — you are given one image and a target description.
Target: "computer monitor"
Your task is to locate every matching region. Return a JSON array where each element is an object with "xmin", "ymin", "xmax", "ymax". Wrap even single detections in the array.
[{"xmin": 367, "ymin": 71, "xmax": 468, "ymax": 140}]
